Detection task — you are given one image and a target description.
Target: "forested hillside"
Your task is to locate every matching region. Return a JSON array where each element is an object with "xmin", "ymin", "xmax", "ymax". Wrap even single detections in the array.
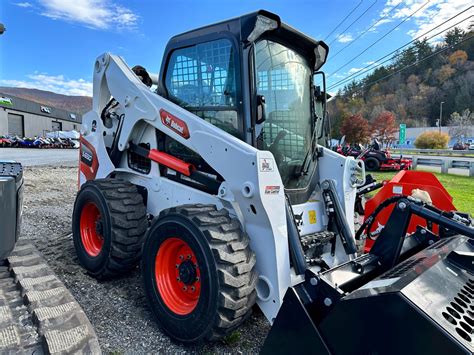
[{"xmin": 328, "ymin": 27, "xmax": 474, "ymax": 141}]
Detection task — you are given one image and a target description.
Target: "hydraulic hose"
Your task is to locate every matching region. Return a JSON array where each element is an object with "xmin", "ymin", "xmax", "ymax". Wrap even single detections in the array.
[{"xmin": 355, "ymin": 195, "xmax": 406, "ymax": 240}]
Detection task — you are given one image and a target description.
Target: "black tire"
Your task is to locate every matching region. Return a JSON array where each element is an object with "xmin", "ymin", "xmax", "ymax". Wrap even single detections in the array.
[
  {"xmin": 72, "ymin": 179, "xmax": 147, "ymax": 279},
  {"xmin": 141, "ymin": 204, "xmax": 257, "ymax": 343},
  {"xmin": 364, "ymin": 157, "xmax": 380, "ymax": 171}
]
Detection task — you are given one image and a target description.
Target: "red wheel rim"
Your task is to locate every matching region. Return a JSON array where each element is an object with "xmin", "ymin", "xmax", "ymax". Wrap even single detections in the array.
[
  {"xmin": 155, "ymin": 237, "xmax": 201, "ymax": 315},
  {"xmin": 80, "ymin": 202, "xmax": 104, "ymax": 257}
]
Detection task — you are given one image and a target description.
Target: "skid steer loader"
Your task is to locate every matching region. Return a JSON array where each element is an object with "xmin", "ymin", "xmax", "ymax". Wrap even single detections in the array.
[{"xmin": 73, "ymin": 10, "xmax": 474, "ymax": 353}]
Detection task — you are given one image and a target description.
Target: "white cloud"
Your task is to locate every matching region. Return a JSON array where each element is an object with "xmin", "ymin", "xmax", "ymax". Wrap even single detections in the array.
[
  {"xmin": 378, "ymin": 0, "xmax": 473, "ymax": 41},
  {"xmin": 364, "ymin": 61, "xmax": 376, "ymax": 65},
  {"xmin": 337, "ymin": 33, "xmax": 354, "ymax": 43},
  {"xmin": 0, "ymin": 74, "xmax": 92, "ymax": 96},
  {"xmin": 15, "ymin": 2, "xmax": 33, "ymax": 7},
  {"xmin": 37, "ymin": 0, "xmax": 139, "ymax": 31},
  {"xmin": 347, "ymin": 67, "xmax": 363, "ymax": 75}
]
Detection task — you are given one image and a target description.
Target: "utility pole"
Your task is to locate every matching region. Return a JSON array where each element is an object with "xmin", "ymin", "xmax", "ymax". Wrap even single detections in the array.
[{"xmin": 439, "ymin": 101, "xmax": 444, "ymax": 133}]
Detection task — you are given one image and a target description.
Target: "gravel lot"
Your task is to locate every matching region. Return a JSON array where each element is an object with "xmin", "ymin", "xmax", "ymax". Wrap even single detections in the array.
[{"xmin": 20, "ymin": 164, "xmax": 269, "ymax": 353}]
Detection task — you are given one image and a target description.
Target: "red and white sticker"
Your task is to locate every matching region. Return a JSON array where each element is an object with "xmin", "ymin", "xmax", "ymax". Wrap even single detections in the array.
[
  {"xmin": 260, "ymin": 158, "xmax": 274, "ymax": 172},
  {"xmin": 160, "ymin": 109, "xmax": 190, "ymax": 139},
  {"xmin": 265, "ymin": 185, "xmax": 280, "ymax": 194}
]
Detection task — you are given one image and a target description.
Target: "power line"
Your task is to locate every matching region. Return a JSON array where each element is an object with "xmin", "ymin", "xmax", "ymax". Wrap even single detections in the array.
[
  {"xmin": 328, "ymin": 0, "xmax": 431, "ymax": 78},
  {"xmin": 324, "ymin": 0, "xmax": 364, "ymax": 41},
  {"xmin": 334, "ymin": 34, "xmax": 474, "ymax": 98},
  {"xmin": 328, "ymin": 0, "xmax": 378, "ymax": 46},
  {"xmin": 330, "ymin": 1, "xmax": 403, "ymax": 59},
  {"xmin": 328, "ymin": 10, "xmax": 473, "ymax": 90}
]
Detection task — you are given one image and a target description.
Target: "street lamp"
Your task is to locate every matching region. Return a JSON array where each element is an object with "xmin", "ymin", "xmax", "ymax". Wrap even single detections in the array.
[{"xmin": 439, "ymin": 101, "xmax": 444, "ymax": 133}]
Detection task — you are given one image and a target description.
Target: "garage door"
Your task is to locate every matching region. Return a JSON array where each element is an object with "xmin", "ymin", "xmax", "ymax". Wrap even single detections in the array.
[
  {"xmin": 7, "ymin": 113, "xmax": 24, "ymax": 137},
  {"xmin": 52, "ymin": 121, "xmax": 62, "ymax": 131}
]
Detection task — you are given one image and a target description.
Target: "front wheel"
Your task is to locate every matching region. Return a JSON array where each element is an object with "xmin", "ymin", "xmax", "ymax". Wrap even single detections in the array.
[
  {"xmin": 72, "ymin": 179, "xmax": 147, "ymax": 279},
  {"xmin": 141, "ymin": 204, "xmax": 257, "ymax": 343}
]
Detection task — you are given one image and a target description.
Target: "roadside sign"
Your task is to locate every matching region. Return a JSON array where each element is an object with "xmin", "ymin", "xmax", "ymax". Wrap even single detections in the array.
[{"xmin": 399, "ymin": 124, "xmax": 406, "ymax": 144}]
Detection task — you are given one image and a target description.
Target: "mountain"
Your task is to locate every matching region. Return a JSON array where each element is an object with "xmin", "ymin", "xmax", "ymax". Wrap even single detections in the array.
[
  {"xmin": 328, "ymin": 27, "xmax": 474, "ymax": 138},
  {"xmin": 0, "ymin": 87, "xmax": 92, "ymax": 114}
]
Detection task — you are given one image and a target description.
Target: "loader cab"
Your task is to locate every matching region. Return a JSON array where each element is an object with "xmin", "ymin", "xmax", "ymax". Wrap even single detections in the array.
[{"xmin": 158, "ymin": 10, "xmax": 329, "ymax": 198}]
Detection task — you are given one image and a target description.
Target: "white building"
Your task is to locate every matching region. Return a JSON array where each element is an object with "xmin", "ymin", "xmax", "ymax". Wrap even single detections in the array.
[{"xmin": 0, "ymin": 93, "xmax": 82, "ymax": 137}]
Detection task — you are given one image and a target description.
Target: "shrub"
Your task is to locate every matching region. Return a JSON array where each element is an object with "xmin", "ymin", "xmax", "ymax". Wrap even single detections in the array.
[{"xmin": 414, "ymin": 131, "xmax": 450, "ymax": 149}]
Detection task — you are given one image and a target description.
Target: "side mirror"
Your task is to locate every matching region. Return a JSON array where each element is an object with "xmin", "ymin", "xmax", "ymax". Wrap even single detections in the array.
[{"xmin": 256, "ymin": 94, "xmax": 266, "ymax": 124}]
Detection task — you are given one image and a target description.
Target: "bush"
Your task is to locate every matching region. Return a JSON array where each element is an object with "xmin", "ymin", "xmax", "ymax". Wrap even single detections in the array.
[{"xmin": 414, "ymin": 131, "xmax": 450, "ymax": 149}]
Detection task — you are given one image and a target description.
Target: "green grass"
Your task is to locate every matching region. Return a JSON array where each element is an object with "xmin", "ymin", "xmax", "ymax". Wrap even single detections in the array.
[{"xmin": 370, "ymin": 171, "xmax": 474, "ymax": 216}]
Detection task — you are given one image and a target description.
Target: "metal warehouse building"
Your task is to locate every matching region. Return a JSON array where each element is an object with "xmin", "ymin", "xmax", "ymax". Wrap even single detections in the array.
[{"xmin": 0, "ymin": 93, "xmax": 82, "ymax": 137}]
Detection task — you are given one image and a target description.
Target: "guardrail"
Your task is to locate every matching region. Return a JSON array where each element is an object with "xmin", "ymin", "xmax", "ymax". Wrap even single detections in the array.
[
  {"xmin": 412, "ymin": 157, "xmax": 474, "ymax": 177},
  {"xmin": 392, "ymin": 148, "xmax": 473, "ymax": 156}
]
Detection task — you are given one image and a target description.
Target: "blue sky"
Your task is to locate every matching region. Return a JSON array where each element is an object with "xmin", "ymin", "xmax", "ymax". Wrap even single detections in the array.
[{"xmin": 0, "ymin": 0, "xmax": 472, "ymax": 96}]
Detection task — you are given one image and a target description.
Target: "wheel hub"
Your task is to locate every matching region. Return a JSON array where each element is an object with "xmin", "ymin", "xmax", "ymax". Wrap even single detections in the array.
[
  {"xmin": 154, "ymin": 237, "xmax": 201, "ymax": 315},
  {"xmin": 95, "ymin": 220, "xmax": 103, "ymax": 235},
  {"xmin": 178, "ymin": 260, "xmax": 197, "ymax": 285}
]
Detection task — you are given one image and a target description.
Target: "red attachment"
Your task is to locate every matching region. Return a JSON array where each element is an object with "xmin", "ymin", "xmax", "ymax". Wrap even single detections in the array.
[
  {"xmin": 79, "ymin": 202, "xmax": 104, "ymax": 257},
  {"xmin": 148, "ymin": 149, "xmax": 195, "ymax": 176},
  {"xmin": 363, "ymin": 170, "xmax": 456, "ymax": 252},
  {"xmin": 154, "ymin": 238, "xmax": 201, "ymax": 315}
]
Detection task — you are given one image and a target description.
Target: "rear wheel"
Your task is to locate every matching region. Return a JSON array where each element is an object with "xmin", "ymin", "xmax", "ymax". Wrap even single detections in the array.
[
  {"xmin": 72, "ymin": 179, "xmax": 147, "ymax": 279},
  {"xmin": 142, "ymin": 204, "xmax": 257, "ymax": 343},
  {"xmin": 364, "ymin": 157, "xmax": 380, "ymax": 171}
]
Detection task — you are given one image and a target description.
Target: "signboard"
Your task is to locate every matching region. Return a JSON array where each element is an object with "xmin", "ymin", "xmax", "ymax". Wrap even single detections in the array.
[
  {"xmin": 0, "ymin": 96, "xmax": 13, "ymax": 106},
  {"xmin": 399, "ymin": 123, "xmax": 406, "ymax": 144},
  {"xmin": 41, "ymin": 106, "xmax": 51, "ymax": 114}
]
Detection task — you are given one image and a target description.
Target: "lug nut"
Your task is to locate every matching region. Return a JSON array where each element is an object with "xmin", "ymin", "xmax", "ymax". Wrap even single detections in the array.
[
  {"xmin": 175, "ymin": 264, "xmax": 179, "ymax": 268},
  {"xmin": 191, "ymin": 286, "xmax": 195, "ymax": 291},
  {"xmin": 179, "ymin": 255, "xmax": 184, "ymax": 260},
  {"xmin": 182, "ymin": 286, "xmax": 187, "ymax": 291},
  {"xmin": 176, "ymin": 277, "xmax": 180, "ymax": 281},
  {"xmin": 187, "ymin": 255, "xmax": 191, "ymax": 259}
]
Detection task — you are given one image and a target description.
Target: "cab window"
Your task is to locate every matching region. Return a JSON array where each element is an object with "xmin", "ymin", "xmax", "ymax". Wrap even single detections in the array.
[{"xmin": 165, "ymin": 38, "xmax": 241, "ymax": 138}]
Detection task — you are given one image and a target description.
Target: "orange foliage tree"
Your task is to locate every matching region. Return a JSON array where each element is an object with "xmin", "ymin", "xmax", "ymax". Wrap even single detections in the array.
[
  {"xmin": 372, "ymin": 111, "xmax": 397, "ymax": 146},
  {"xmin": 340, "ymin": 114, "xmax": 371, "ymax": 144}
]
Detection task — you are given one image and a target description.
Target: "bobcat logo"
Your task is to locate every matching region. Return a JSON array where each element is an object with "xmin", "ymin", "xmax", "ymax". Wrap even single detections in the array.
[{"xmin": 294, "ymin": 212, "xmax": 304, "ymax": 227}]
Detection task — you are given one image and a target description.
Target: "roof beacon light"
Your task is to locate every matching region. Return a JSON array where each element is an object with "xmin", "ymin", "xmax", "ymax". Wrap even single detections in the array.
[{"xmin": 247, "ymin": 15, "xmax": 278, "ymax": 43}]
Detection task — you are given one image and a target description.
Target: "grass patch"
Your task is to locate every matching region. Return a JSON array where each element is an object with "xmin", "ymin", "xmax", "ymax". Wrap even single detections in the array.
[{"xmin": 370, "ymin": 171, "xmax": 474, "ymax": 216}]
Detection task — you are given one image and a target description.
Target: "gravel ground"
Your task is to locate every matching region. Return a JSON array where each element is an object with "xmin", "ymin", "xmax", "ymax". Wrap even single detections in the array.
[{"xmin": 20, "ymin": 164, "xmax": 269, "ymax": 353}]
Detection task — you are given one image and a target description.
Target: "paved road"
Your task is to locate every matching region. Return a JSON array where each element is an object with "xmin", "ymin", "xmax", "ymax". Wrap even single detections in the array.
[{"xmin": 0, "ymin": 148, "xmax": 78, "ymax": 166}]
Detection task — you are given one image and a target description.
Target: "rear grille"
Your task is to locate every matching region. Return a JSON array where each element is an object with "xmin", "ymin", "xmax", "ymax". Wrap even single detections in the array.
[{"xmin": 441, "ymin": 279, "xmax": 474, "ymax": 344}]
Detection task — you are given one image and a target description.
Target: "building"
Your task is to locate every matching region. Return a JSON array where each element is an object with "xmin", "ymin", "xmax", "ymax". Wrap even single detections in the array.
[
  {"xmin": 0, "ymin": 93, "xmax": 82, "ymax": 137},
  {"xmin": 394, "ymin": 125, "xmax": 474, "ymax": 148}
]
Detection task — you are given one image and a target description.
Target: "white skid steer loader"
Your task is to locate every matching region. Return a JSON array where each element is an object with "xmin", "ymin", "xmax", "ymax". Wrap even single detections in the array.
[{"xmin": 73, "ymin": 10, "xmax": 474, "ymax": 354}]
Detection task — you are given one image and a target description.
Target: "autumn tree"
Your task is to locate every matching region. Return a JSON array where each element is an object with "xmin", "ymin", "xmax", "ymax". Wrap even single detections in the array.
[
  {"xmin": 448, "ymin": 50, "xmax": 468, "ymax": 66},
  {"xmin": 449, "ymin": 109, "xmax": 473, "ymax": 142},
  {"xmin": 340, "ymin": 114, "xmax": 371, "ymax": 144},
  {"xmin": 372, "ymin": 111, "xmax": 397, "ymax": 146}
]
